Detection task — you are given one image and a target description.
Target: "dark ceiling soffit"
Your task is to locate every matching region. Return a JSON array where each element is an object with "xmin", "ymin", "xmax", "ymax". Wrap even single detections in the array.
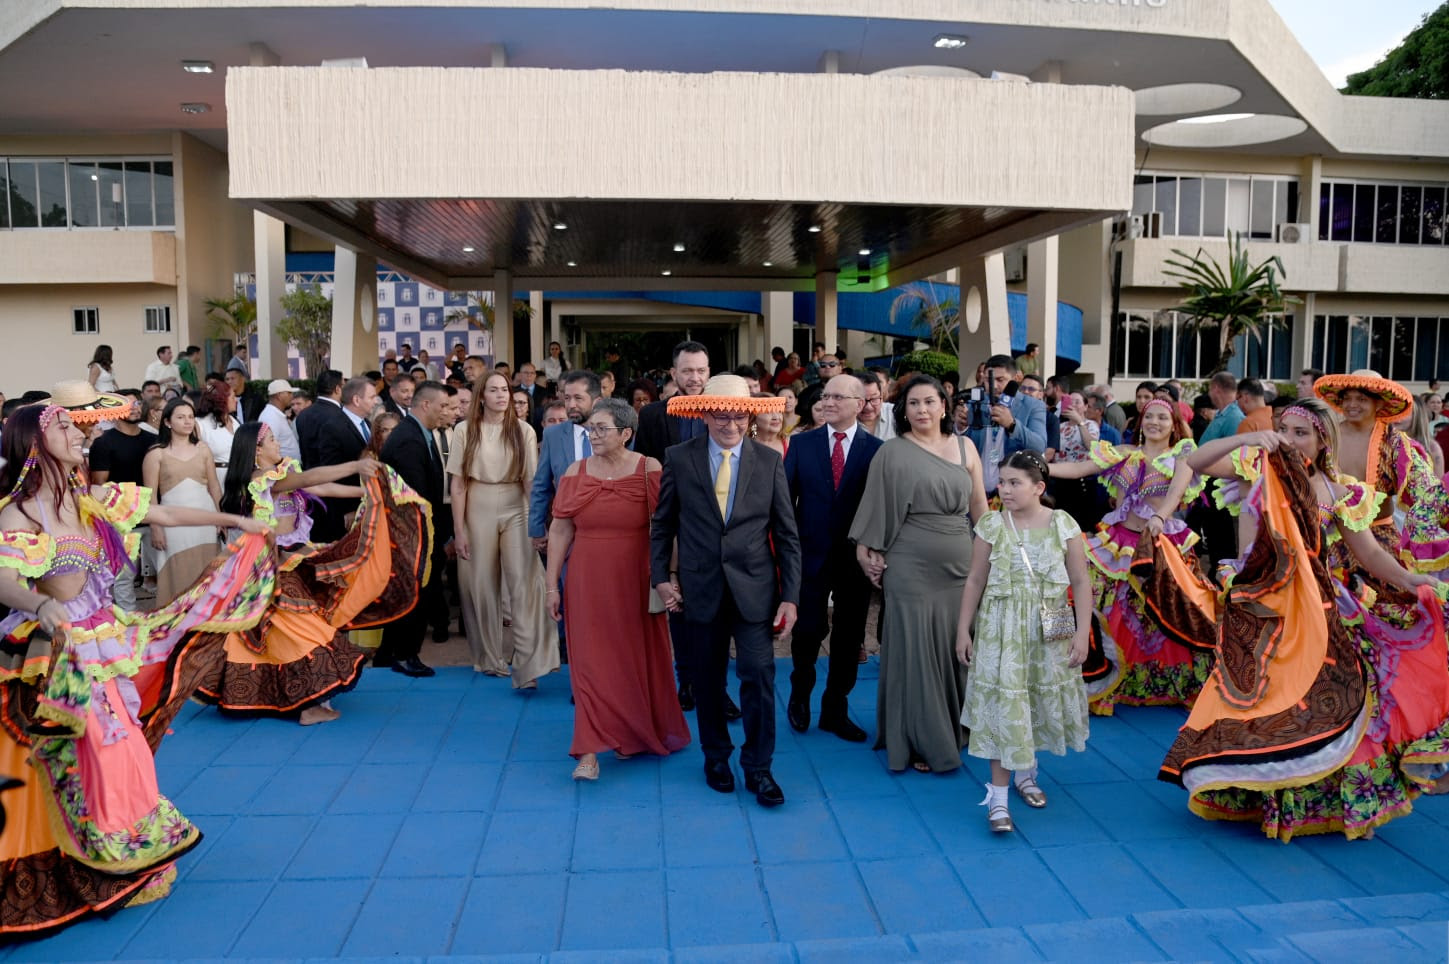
[{"xmin": 251, "ymin": 199, "xmax": 1118, "ymax": 293}]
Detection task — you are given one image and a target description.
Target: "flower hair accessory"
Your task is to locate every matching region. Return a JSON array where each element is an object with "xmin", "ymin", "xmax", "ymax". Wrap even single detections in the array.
[
  {"xmin": 1282, "ymin": 405, "xmax": 1329, "ymax": 448},
  {"xmin": 1140, "ymin": 398, "xmax": 1176, "ymax": 420}
]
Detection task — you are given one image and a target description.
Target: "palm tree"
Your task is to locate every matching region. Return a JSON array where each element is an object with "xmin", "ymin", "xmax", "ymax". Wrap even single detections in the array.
[
  {"xmin": 1163, "ymin": 233, "xmax": 1300, "ymax": 376},
  {"xmin": 888, "ymin": 281, "xmax": 959, "ymax": 355},
  {"xmin": 203, "ymin": 292, "xmax": 257, "ymax": 347},
  {"xmin": 444, "ymin": 292, "xmax": 534, "ymax": 332}
]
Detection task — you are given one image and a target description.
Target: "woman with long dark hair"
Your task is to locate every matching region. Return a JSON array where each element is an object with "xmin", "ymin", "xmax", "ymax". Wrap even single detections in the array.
[
  {"xmin": 86, "ymin": 344, "xmax": 119, "ymax": 393},
  {"xmin": 143, "ymin": 397, "xmax": 223, "ymax": 606},
  {"xmin": 0, "ymin": 395, "xmax": 271, "ymax": 938},
  {"xmin": 850, "ymin": 374, "xmax": 989, "ymax": 773},
  {"xmin": 194, "ymin": 380, "xmax": 239, "ymax": 486},
  {"xmin": 449, "ymin": 370, "xmax": 557, "ymax": 687},
  {"xmin": 182, "ymin": 423, "xmax": 424, "ymax": 725}
]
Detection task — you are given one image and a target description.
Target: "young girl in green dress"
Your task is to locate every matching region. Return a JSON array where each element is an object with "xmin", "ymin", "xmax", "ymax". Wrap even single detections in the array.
[{"xmin": 956, "ymin": 451, "xmax": 1093, "ymax": 832}]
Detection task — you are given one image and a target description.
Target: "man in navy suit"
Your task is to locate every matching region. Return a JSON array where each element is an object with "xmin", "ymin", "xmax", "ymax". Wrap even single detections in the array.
[
  {"xmin": 782, "ymin": 374, "xmax": 882, "ymax": 742},
  {"xmin": 376, "ymin": 381, "xmax": 453, "ymax": 678},
  {"xmin": 528, "ymin": 369, "xmax": 601, "ymax": 663},
  {"xmin": 965, "ymin": 353, "xmax": 1048, "ymax": 498},
  {"xmin": 296, "ymin": 370, "xmax": 370, "ymax": 543},
  {"xmin": 651, "ymin": 375, "xmax": 801, "ymax": 807}
]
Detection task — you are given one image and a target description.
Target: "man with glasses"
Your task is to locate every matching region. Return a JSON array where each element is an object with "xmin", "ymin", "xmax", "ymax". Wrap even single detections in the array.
[
  {"xmin": 782, "ymin": 374, "xmax": 881, "ymax": 742},
  {"xmin": 856, "ymin": 370, "xmax": 896, "ymax": 441},
  {"xmin": 652, "ymin": 375, "xmax": 801, "ymax": 807}
]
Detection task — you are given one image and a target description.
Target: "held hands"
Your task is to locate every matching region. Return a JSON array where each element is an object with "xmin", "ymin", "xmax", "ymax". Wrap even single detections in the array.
[
  {"xmin": 1068, "ymin": 630, "xmax": 1089, "ymax": 667},
  {"xmin": 858, "ymin": 548, "xmax": 887, "ymax": 588},
  {"xmin": 531, "ymin": 536, "xmax": 549, "ymax": 553},
  {"xmin": 237, "ymin": 517, "xmax": 270, "ymax": 536},
  {"xmin": 655, "ymin": 579, "xmax": 683, "ymax": 614}
]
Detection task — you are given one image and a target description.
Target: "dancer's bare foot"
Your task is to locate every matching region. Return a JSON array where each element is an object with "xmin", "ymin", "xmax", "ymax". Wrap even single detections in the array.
[{"xmin": 300, "ymin": 706, "xmax": 336, "ymax": 726}]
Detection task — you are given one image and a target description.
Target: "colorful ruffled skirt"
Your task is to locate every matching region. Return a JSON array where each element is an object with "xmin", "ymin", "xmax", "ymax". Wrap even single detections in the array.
[
  {"xmin": 180, "ymin": 470, "xmax": 430, "ymax": 717},
  {"xmin": 1159, "ymin": 452, "xmax": 1449, "ymax": 841},
  {"xmin": 1084, "ymin": 521, "xmax": 1212, "ymax": 714},
  {"xmin": 0, "ymin": 532, "xmax": 274, "ymax": 939}
]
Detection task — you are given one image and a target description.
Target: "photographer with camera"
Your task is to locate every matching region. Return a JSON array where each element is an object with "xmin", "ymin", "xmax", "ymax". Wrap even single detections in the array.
[{"xmin": 963, "ymin": 354, "xmax": 1047, "ymax": 499}]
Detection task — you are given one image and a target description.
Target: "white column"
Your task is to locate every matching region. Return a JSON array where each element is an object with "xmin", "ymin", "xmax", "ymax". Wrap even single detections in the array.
[
  {"xmin": 762, "ymin": 291, "xmax": 793, "ymax": 362},
  {"xmin": 1293, "ymin": 292, "xmax": 1317, "ymax": 373},
  {"xmin": 547, "ymin": 300, "xmax": 561, "ymax": 355},
  {"xmin": 528, "ymin": 290, "xmax": 544, "ymax": 366},
  {"xmin": 491, "ymin": 269, "xmax": 513, "ymax": 369},
  {"xmin": 331, "ymin": 246, "xmax": 377, "ymax": 377},
  {"xmin": 957, "ymin": 252, "xmax": 1013, "ymax": 385},
  {"xmin": 1026, "ymin": 236, "xmax": 1059, "ymax": 380},
  {"xmin": 252, "ymin": 210, "xmax": 287, "ymax": 380},
  {"xmin": 814, "ymin": 271, "xmax": 839, "ymax": 357}
]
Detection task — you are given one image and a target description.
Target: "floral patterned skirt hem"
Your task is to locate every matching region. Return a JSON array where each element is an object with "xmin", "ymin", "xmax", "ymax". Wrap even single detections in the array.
[
  {"xmin": 1187, "ymin": 749, "xmax": 1421, "ymax": 842},
  {"xmin": 1090, "ymin": 655, "xmax": 1211, "ymax": 715}
]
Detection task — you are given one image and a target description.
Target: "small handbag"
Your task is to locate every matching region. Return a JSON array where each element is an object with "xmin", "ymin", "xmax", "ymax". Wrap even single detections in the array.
[{"xmin": 1006, "ymin": 512, "xmax": 1076, "ymax": 642}]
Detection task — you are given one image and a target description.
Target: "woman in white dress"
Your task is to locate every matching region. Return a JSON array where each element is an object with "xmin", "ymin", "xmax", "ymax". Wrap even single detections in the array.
[
  {"xmin": 142, "ymin": 398, "xmax": 223, "ymax": 605},
  {"xmin": 86, "ymin": 344, "xmax": 120, "ymax": 394},
  {"xmin": 195, "ymin": 381, "xmax": 240, "ymax": 487}
]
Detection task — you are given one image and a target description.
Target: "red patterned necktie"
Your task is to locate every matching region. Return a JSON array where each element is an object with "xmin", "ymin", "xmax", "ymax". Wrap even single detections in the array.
[{"xmin": 831, "ymin": 431, "xmax": 846, "ymax": 489}]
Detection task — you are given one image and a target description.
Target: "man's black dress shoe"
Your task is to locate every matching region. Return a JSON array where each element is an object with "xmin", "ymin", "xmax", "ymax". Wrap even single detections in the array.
[
  {"xmin": 745, "ymin": 769, "xmax": 785, "ymax": 807},
  {"xmin": 431, "ymin": 627, "xmax": 449, "ymax": 643},
  {"xmin": 787, "ymin": 698, "xmax": 810, "ymax": 733},
  {"xmin": 704, "ymin": 760, "xmax": 735, "ymax": 793},
  {"xmin": 392, "ymin": 658, "xmax": 436, "ymax": 678},
  {"xmin": 819, "ymin": 715, "xmax": 868, "ymax": 743},
  {"xmin": 678, "ymin": 683, "xmax": 696, "ymax": 712},
  {"xmin": 724, "ymin": 693, "xmax": 742, "ymax": 722}
]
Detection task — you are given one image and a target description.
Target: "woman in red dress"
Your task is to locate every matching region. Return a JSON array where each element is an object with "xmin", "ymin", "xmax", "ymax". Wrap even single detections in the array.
[{"xmin": 545, "ymin": 398, "xmax": 691, "ymax": 780}]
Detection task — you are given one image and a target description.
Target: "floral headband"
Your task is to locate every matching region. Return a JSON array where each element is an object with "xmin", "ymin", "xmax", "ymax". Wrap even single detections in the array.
[
  {"xmin": 1141, "ymin": 398, "xmax": 1176, "ymax": 420},
  {"xmin": 1281, "ymin": 405, "xmax": 1331, "ymax": 452}
]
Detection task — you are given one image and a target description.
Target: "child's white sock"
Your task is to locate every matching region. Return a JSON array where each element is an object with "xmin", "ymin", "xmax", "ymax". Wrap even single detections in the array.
[{"xmin": 1013, "ymin": 766, "xmax": 1038, "ymax": 789}]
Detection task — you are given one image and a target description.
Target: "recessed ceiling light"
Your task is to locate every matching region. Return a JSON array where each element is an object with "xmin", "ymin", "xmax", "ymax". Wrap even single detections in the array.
[
  {"xmin": 462, "ymin": 245, "xmax": 475, "ymax": 253},
  {"xmin": 762, "ymin": 261, "xmax": 773, "ymax": 267},
  {"xmin": 661, "ymin": 270, "xmax": 672, "ymax": 276},
  {"xmin": 179, "ymin": 102, "xmax": 210, "ymax": 114},
  {"xmin": 552, "ymin": 221, "xmax": 567, "ymax": 230},
  {"xmin": 181, "ymin": 60, "xmax": 215, "ymax": 74},
  {"xmin": 566, "ymin": 261, "xmax": 577, "ymax": 267},
  {"xmin": 933, "ymin": 34, "xmax": 969, "ymax": 49},
  {"xmin": 1178, "ymin": 112, "xmax": 1255, "ymax": 125},
  {"xmin": 858, "ymin": 248, "xmax": 871, "ymax": 256},
  {"xmin": 90, "ymin": 174, "xmax": 98, "ymax": 181},
  {"xmin": 673, "ymin": 242, "xmax": 686, "ymax": 253},
  {"xmin": 807, "ymin": 225, "xmax": 821, "ymax": 233}
]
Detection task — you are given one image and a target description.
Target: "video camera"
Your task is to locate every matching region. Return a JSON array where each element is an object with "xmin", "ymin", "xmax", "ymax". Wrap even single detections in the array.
[{"xmin": 966, "ymin": 365, "xmax": 1017, "ymax": 431}]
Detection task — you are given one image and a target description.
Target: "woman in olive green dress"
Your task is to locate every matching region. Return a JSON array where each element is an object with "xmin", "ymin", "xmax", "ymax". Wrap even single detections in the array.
[{"xmin": 851, "ymin": 374, "xmax": 988, "ymax": 773}]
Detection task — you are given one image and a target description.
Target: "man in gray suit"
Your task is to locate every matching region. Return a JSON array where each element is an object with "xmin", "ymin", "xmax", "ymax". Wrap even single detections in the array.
[{"xmin": 651, "ymin": 375, "xmax": 801, "ymax": 808}]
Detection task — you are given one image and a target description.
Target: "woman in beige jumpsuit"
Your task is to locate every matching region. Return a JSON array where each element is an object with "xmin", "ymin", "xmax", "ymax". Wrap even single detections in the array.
[{"xmin": 449, "ymin": 370, "xmax": 558, "ymax": 688}]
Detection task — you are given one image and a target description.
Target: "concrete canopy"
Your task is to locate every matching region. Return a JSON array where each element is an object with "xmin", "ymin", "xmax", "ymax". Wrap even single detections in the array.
[{"xmin": 227, "ymin": 66, "xmax": 1134, "ymax": 290}]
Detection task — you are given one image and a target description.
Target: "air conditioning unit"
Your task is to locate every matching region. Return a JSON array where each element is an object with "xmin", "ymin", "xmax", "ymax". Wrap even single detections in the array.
[
  {"xmin": 1003, "ymin": 247, "xmax": 1027, "ymax": 282},
  {"xmin": 1277, "ymin": 222, "xmax": 1311, "ymax": 244},
  {"xmin": 1143, "ymin": 212, "xmax": 1163, "ymax": 239},
  {"xmin": 1112, "ymin": 215, "xmax": 1146, "ymax": 242}
]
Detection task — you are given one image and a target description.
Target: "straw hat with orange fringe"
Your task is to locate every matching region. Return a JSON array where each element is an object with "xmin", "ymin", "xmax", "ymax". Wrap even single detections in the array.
[
  {"xmin": 666, "ymin": 374, "xmax": 786, "ymax": 419},
  {"xmin": 38, "ymin": 380, "xmax": 133, "ymax": 424},
  {"xmin": 1313, "ymin": 369, "xmax": 1414, "ymax": 422}
]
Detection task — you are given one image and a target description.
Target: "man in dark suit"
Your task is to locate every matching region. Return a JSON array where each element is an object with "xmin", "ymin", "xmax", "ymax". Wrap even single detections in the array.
[
  {"xmin": 636, "ymin": 340, "xmax": 733, "ymax": 715},
  {"xmin": 651, "ymin": 374, "xmax": 801, "ymax": 807},
  {"xmin": 782, "ymin": 374, "xmax": 882, "ymax": 742},
  {"xmin": 376, "ymin": 381, "xmax": 452, "ymax": 677},
  {"xmin": 295, "ymin": 370, "xmax": 367, "ymax": 542}
]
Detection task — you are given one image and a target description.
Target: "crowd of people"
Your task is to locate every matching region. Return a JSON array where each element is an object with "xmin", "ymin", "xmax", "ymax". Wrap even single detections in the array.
[{"xmin": 5, "ymin": 331, "xmax": 1449, "ymax": 942}]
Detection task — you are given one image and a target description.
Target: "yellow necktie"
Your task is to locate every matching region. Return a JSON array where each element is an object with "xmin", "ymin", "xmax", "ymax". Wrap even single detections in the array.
[{"xmin": 715, "ymin": 451, "xmax": 732, "ymax": 520}]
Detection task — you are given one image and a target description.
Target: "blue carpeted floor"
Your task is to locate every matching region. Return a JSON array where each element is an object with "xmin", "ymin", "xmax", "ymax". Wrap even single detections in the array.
[{"xmin": 5, "ymin": 660, "xmax": 1448, "ymax": 963}]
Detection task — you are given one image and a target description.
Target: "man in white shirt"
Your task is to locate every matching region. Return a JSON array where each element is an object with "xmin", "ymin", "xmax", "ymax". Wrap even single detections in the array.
[
  {"xmin": 258, "ymin": 379, "xmax": 302, "ymax": 463},
  {"xmin": 143, "ymin": 345, "xmax": 183, "ymax": 396}
]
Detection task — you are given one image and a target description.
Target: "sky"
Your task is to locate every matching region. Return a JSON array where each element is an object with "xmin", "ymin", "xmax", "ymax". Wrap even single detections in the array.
[{"xmin": 1270, "ymin": 0, "xmax": 1440, "ymax": 87}]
